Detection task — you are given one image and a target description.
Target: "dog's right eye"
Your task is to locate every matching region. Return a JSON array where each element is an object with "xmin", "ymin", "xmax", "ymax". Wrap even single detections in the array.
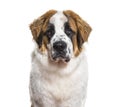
[
  {"xmin": 45, "ymin": 23, "xmax": 55, "ymax": 39},
  {"xmin": 46, "ymin": 29, "xmax": 54, "ymax": 39}
]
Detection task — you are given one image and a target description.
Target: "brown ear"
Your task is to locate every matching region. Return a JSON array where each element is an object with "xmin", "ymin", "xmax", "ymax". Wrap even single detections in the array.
[
  {"xmin": 29, "ymin": 10, "xmax": 57, "ymax": 41},
  {"xmin": 63, "ymin": 10, "xmax": 92, "ymax": 43}
]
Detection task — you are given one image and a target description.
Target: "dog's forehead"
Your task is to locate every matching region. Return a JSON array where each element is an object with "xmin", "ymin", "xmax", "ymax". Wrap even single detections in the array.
[{"xmin": 49, "ymin": 11, "xmax": 68, "ymax": 25}]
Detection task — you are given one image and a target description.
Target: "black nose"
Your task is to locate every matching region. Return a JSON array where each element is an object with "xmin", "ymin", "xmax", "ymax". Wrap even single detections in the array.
[{"xmin": 53, "ymin": 41, "xmax": 67, "ymax": 51}]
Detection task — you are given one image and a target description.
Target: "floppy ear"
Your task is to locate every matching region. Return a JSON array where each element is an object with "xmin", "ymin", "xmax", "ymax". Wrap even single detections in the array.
[
  {"xmin": 29, "ymin": 10, "xmax": 57, "ymax": 45},
  {"xmin": 76, "ymin": 15, "xmax": 92, "ymax": 44},
  {"xmin": 63, "ymin": 10, "xmax": 92, "ymax": 45}
]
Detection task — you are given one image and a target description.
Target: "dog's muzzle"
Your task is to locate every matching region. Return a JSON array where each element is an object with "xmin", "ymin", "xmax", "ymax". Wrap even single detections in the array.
[{"xmin": 52, "ymin": 41, "xmax": 70, "ymax": 62}]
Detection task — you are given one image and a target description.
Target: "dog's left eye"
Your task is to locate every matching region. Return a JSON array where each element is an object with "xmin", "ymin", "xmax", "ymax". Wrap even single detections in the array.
[
  {"xmin": 64, "ymin": 22, "xmax": 74, "ymax": 38},
  {"xmin": 65, "ymin": 29, "xmax": 73, "ymax": 36}
]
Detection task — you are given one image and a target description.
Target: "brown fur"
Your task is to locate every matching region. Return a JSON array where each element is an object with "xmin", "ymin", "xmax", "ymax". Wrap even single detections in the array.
[
  {"xmin": 29, "ymin": 10, "xmax": 57, "ymax": 52},
  {"xmin": 63, "ymin": 10, "xmax": 92, "ymax": 56}
]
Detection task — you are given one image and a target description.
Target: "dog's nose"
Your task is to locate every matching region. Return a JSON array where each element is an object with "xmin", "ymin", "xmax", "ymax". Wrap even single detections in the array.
[{"xmin": 53, "ymin": 41, "xmax": 67, "ymax": 51}]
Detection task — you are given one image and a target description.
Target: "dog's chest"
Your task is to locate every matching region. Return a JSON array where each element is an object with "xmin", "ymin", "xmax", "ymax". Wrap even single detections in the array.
[
  {"xmin": 30, "ymin": 51, "xmax": 88, "ymax": 106},
  {"xmin": 40, "ymin": 74, "xmax": 79, "ymax": 101}
]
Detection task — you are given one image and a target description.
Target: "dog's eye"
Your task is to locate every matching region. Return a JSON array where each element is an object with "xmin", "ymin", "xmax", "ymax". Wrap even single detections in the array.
[
  {"xmin": 46, "ymin": 29, "xmax": 54, "ymax": 39},
  {"xmin": 45, "ymin": 23, "xmax": 55, "ymax": 39},
  {"xmin": 65, "ymin": 29, "xmax": 73, "ymax": 36},
  {"xmin": 65, "ymin": 22, "xmax": 74, "ymax": 38}
]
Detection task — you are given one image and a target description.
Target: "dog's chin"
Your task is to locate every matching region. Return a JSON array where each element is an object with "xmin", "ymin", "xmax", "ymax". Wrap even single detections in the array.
[{"xmin": 51, "ymin": 54, "xmax": 70, "ymax": 64}]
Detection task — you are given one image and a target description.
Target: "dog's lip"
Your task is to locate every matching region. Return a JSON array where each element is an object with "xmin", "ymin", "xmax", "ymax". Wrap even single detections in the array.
[{"xmin": 52, "ymin": 54, "xmax": 70, "ymax": 63}]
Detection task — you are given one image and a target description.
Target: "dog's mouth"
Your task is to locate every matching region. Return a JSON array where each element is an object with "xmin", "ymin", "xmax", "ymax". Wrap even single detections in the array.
[{"xmin": 51, "ymin": 52, "xmax": 70, "ymax": 63}]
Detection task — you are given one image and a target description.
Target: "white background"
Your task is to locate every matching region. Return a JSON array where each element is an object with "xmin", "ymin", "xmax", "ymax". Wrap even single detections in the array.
[{"xmin": 0, "ymin": 0, "xmax": 120, "ymax": 107}]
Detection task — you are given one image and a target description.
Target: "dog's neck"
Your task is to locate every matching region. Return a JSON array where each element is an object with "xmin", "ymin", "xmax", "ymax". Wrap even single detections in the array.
[{"xmin": 31, "ymin": 48, "xmax": 86, "ymax": 77}]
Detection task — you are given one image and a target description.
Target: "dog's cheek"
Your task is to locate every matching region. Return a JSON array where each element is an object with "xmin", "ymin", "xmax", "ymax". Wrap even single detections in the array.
[
  {"xmin": 71, "ymin": 35, "xmax": 80, "ymax": 56},
  {"xmin": 39, "ymin": 36, "xmax": 48, "ymax": 53},
  {"xmin": 39, "ymin": 44, "xmax": 47, "ymax": 53}
]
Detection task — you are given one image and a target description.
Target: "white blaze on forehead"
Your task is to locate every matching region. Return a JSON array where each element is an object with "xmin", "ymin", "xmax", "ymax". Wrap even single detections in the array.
[{"xmin": 50, "ymin": 11, "xmax": 68, "ymax": 31}]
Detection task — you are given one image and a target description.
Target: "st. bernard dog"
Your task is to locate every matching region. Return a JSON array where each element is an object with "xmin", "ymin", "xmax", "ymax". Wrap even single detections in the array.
[{"xmin": 29, "ymin": 10, "xmax": 92, "ymax": 107}]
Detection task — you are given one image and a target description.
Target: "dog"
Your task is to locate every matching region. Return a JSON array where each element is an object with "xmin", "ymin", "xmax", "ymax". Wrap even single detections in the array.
[{"xmin": 29, "ymin": 10, "xmax": 92, "ymax": 107}]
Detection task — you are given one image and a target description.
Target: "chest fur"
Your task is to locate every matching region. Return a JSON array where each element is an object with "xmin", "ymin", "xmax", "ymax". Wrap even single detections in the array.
[
  {"xmin": 30, "ymin": 51, "xmax": 88, "ymax": 105},
  {"xmin": 30, "ymin": 67, "xmax": 87, "ymax": 102},
  {"xmin": 42, "ymin": 74, "xmax": 79, "ymax": 100}
]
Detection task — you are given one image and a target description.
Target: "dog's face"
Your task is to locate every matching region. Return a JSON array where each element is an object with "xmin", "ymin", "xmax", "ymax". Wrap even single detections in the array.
[{"xmin": 30, "ymin": 10, "xmax": 91, "ymax": 63}]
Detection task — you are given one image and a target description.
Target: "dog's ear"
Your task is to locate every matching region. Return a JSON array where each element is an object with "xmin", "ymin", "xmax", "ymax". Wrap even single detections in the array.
[
  {"xmin": 75, "ymin": 13, "xmax": 92, "ymax": 43},
  {"xmin": 64, "ymin": 10, "xmax": 92, "ymax": 49},
  {"xmin": 29, "ymin": 10, "xmax": 57, "ymax": 44}
]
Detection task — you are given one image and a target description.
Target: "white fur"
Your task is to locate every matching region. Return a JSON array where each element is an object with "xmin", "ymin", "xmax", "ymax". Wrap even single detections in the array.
[{"xmin": 30, "ymin": 11, "xmax": 88, "ymax": 107}]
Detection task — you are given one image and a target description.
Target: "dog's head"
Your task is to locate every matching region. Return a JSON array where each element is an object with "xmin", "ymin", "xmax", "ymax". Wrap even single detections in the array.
[{"xmin": 30, "ymin": 10, "xmax": 92, "ymax": 63}]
